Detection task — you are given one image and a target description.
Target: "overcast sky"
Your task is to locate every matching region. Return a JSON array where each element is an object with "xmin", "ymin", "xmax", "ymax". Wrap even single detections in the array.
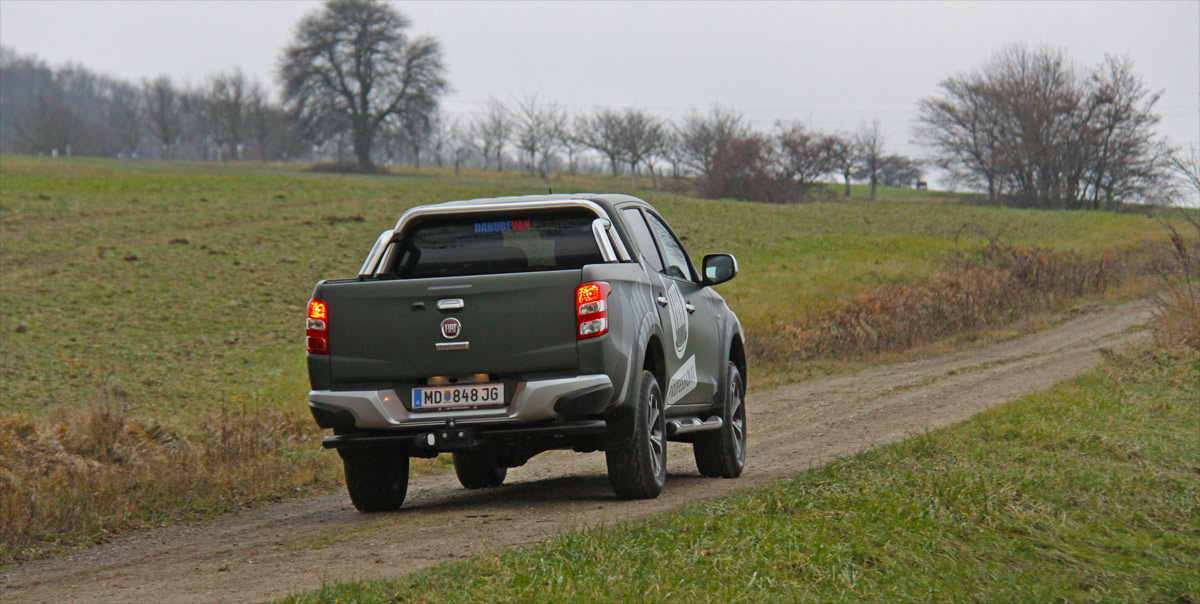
[{"xmin": 2, "ymin": 0, "xmax": 1198, "ymax": 179}]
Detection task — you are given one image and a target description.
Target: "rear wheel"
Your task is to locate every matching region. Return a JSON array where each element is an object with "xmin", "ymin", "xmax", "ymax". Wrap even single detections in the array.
[
  {"xmin": 694, "ymin": 361, "xmax": 746, "ymax": 478},
  {"xmin": 606, "ymin": 370, "xmax": 667, "ymax": 499},
  {"xmin": 452, "ymin": 448, "xmax": 508, "ymax": 489},
  {"xmin": 338, "ymin": 449, "xmax": 409, "ymax": 512}
]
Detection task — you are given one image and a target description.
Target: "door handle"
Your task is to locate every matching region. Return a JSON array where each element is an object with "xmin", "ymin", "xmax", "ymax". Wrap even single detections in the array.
[
  {"xmin": 685, "ymin": 302, "xmax": 696, "ymax": 314},
  {"xmin": 656, "ymin": 295, "xmax": 669, "ymax": 307}
]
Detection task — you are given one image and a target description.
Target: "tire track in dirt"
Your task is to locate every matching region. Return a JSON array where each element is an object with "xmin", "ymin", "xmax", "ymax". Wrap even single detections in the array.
[{"xmin": 0, "ymin": 300, "xmax": 1154, "ymax": 604}]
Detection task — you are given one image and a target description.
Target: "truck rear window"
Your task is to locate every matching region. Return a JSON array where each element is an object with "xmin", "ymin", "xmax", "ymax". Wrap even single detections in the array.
[{"xmin": 389, "ymin": 210, "xmax": 604, "ymax": 278}]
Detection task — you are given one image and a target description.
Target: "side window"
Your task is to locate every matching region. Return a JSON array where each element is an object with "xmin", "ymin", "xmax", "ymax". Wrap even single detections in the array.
[
  {"xmin": 645, "ymin": 213, "xmax": 695, "ymax": 282},
  {"xmin": 620, "ymin": 208, "xmax": 664, "ymax": 272}
]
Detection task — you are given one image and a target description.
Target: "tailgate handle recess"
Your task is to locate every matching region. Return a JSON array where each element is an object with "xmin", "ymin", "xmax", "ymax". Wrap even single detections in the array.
[{"xmin": 437, "ymin": 299, "xmax": 465, "ymax": 310}]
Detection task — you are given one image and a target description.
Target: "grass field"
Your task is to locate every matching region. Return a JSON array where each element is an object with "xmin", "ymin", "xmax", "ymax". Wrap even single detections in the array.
[
  {"xmin": 281, "ymin": 344, "xmax": 1200, "ymax": 604},
  {"xmin": 0, "ymin": 155, "xmax": 1174, "ymax": 562},
  {"xmin": 0, "ymin": 157, "xmax": 1168, "ymax": 415}
]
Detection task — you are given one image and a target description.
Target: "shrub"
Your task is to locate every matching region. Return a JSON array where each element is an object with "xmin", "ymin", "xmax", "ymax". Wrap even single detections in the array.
[{"xmin": 1151, "ymin": 212, "xmax": 1200, "ymax": 349}]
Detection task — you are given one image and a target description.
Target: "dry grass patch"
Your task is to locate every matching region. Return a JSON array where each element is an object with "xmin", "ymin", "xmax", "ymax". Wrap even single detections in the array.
[
  {"xmin": 1150, "ymin": 211, "xmax": 1200, "ymax": 349},
  {"xmin": 752, "ymin": 239, "xmax": 1160, "ymax": 366},
  {"xmin": 0, "ymin": 397, "xmax": 338, "ymax": 564}
]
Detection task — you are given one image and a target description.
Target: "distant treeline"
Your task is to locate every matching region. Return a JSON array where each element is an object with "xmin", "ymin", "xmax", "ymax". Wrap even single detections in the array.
[
  {"xmin": 0, "ymin": 47, "xmax": 305, "ymax": 163},
  {"xmin": 0, "ymin": 44, "xmax": 916, "ymax": 190},
  {"xmin": 0, "ymin": 0, "xmax": 1189, "ymax": 208}
]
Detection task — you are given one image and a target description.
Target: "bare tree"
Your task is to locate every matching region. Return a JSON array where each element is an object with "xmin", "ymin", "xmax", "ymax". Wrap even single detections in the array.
[
  {"xmin": 105, "ymin": 81, "xmax": 142, "ymax": 158},
  {"xmin": 775, "ymin": 121, "xmax": 836, "ymax": 196},
  {"xmin": 142, "ymin": 77, "xmax": 183, "ymax": 159},
  {"xmin": 53, "ymin": 65, "xmax": 110, "ymax": 154},
  {"xmin": 446, "ymin": 117, "xmax": 475, "ymax": 176},
  {"xmin": 512, "ymin": 93, "xmax": 566, "ymax": 177},
  {"xmin": 1078, "ymin": 55, "xmax": 1164, "ymax": 209},
  {"xmin": 394, "ymin": 94, "xmax": 436, "ymax": 167},
  {"xmin": 18, "ymin": 64, "xmax": 117, "ymax": 157},
  {"xmin": 244, "ymin": 99, "xmax": 306, "ymax": 161},
  {"xmin": 470, "ymin": 97, "xmax": 511, "ymax": 171},
  {"xmin": 198, "ymin": 70, "xmax": 262, "ymax": 160},
  {"xmin": 855, "ymin": 119, "xmax": 886, "ymax": 198},
  {"xmin": 1, "ymin": 47, "xmax": 50, "ymax": 152},
  {"xmin": 916, "ymin": 71, "xmax": 1004, "ymax": 201},
  {"xmin": 1171, "ymin": 145, "xmax": 1200, "ymax": 199},
  {"xmin": 677, "ymin": 105, "xmax": 746, "ymax": 177},
  {"xmin": 661, "ymin": 130, "xmax": 687, "ymax": 179},
  {"xmin": 642, "ymin": 148, "xmax": 665, "ymax": 188},
  {"xmin": 618, "ymin": 108, "xmax": 666, "ymax": 188},
  {"xmin": 176, "ymin": 88, "xmax": 209, "ymax": 158},
  {"xmin": 557, "ymin": 120, "xmax": 586, "ymax": 175},
  {"xmin": 917, "ymin": 44, "xmax": 1167, "ymax": 208},
  {"xmin": 577, "ymin": 108, "xmax": 626, "ymax": 176},
  {"xmin": 539, "ymin": 105, "xmax": 569, "ymax": 177},
  {"xmin": 13, "ymin": 94, "xmax": 80, "ymax": 155},
  {"xmin": 280, "ymin": 0, "xmax": 446, "ymax": 171},
  {"xmin": 425, "ymin": 112, "xmax": 457, "ymax": 167},
  {"xmin": 826, "ymin": 134, "xmax": 859, "ymax": 197},
  {"xmin": 988, "ymin": 45, "xmax": 1081, "ymax": 206},
  {"xmin": 245, "ymin": 91, "xmax": 272, "ymax": 160}
]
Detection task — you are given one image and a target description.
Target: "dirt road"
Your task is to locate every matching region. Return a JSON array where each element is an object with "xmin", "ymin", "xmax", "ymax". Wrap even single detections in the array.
[{"xmin": 1, "ymin": 299, "xmax": 1154, "ymax": 604}]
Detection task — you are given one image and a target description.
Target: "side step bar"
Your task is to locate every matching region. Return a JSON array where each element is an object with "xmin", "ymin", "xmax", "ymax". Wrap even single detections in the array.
[{"xmin": 666, "ymin": 416, "xmax": 723, "ymax": 436}]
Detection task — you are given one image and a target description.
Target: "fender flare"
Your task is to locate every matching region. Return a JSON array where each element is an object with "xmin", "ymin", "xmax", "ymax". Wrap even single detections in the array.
[
  {"xmin": 622, "ymin": 308, "xmax": 661, "ymax": 407},
  {"xmin": 717, "ymin": 315, "xmax": 748, "ymax": 405}
]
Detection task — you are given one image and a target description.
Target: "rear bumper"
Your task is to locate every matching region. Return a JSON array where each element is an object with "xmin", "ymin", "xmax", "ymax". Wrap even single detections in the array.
[
  {"xmin": 308, "ymin": 374, "xmax": 614, "ymax": 431},
  {"xmin": 322, "ymin": 419, "xmax": 609, "ymax": 452}
]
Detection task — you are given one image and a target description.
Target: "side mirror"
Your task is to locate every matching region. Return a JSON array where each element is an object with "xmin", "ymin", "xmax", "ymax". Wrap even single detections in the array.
[{"xmin": 701, "ymin": 254, "xmax": 738, "ymax": 286}]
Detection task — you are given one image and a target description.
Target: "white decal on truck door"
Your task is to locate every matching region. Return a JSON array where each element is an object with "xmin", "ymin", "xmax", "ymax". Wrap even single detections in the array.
[
  {"xmin": 666, "ymin": 281, "xmax": 689, "ymax": 359},
  {"xmin": 665, "ymin": 354, "xmax": 698, "ymax": 405}
]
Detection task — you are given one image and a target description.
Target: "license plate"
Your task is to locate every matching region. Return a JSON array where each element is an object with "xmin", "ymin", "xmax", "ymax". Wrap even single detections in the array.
[{"xmin": 411, "ymin": 383, "xmax": 504, "ymax": 410}]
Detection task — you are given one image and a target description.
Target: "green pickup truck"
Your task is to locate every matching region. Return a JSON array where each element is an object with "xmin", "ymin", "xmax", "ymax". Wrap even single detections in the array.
[{"xmin": 306, "ymin": 194, "xmax": 746, "ymax": 511}]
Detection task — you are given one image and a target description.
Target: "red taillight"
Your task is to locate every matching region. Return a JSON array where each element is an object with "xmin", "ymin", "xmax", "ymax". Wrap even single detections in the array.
[
  {"xmin": 307, "ymin": 299, "xmax": 329, "ymax": 354},
  {"xmin": 576, "ymin": 282, "xmax": 611, "ymax": 340},
  {"xmin": 309, "ymin": 300, "xmax": 327, "ymax": 320}
]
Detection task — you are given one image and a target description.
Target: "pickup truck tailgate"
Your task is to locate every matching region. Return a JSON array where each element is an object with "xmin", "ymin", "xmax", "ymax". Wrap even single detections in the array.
[{"xmin": 321, "ymin": 271, "xmax": 581, "ymax": 383}]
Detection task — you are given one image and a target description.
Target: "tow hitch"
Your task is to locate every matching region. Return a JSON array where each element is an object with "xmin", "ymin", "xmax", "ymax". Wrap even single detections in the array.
[{"xmin": 414, "ymin": 423, "xmax": 481, "ymax": 451}]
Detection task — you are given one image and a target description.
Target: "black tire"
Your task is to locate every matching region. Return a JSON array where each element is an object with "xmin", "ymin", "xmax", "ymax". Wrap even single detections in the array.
[
  {"xmin": 338, "ymin": 449, "xmax": 409, "ymax": 512},
  {"xmin": 694, "ymin": 361, "xmax": 746, "ymax": 478},
  {"xmin": 606, "ymin": 370, "xmax": 667, "ymax": 499},
  {"xmin": 452, "ymin": 448, "xmax": 507, "ymax": 489}
]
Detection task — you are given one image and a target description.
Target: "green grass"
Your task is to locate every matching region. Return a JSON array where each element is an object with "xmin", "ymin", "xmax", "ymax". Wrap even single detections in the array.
[
  {"xmin": 0, "ymin": 155, "xmax": 1172, "ymax": 562},
  {"xmin": 281, "ymin": 346, "xmax": 1200, "ymax": 604},
  {"xmin": 0, "ymin": 156, "xmax": 1167, "ymax": 417},
  {"xmin": 817, "ymin": 180, "xmax": 980, "ymax": 201}
]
